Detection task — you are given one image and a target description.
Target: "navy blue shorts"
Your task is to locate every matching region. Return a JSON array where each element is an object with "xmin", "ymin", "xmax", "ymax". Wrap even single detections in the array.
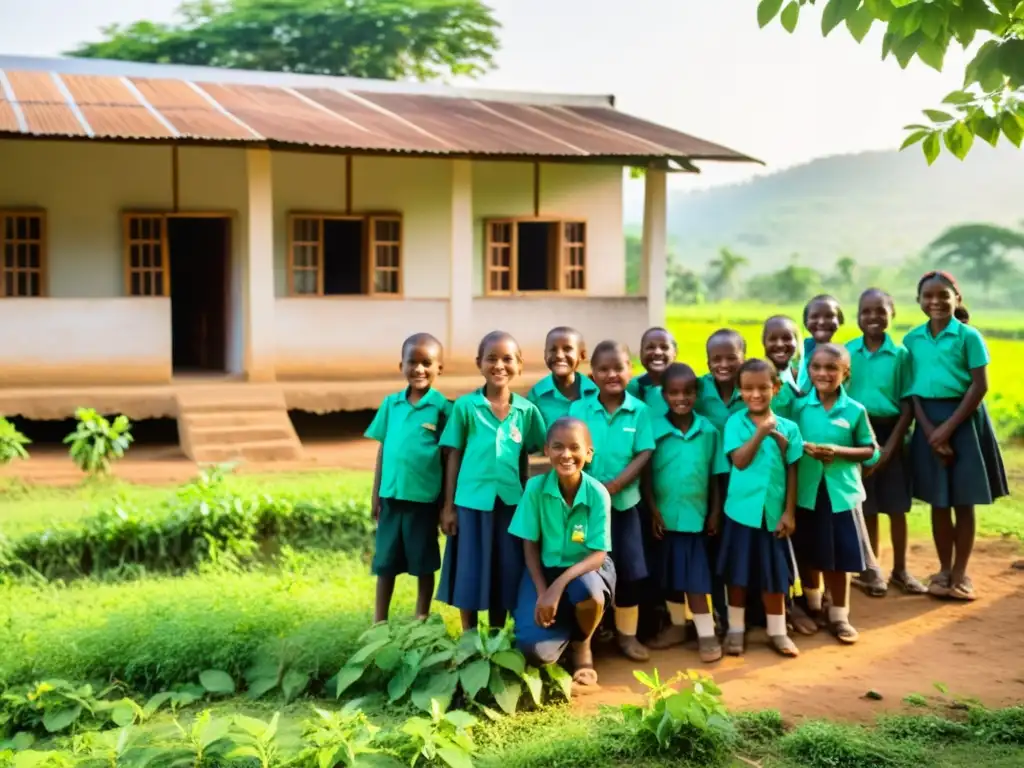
[
  {"xmin": 717, "ymin": 515, "xmax": 792, "ymax": 596},
  {"xmin": 436, "ymin": 501, "xmax": 523, "ymax": 613},
  {"xmin": 514, "ymin": 566, "xmax": 611, "ymax": 666},
  {"xmin": 910, "ymin": 399, "xmax": 1009, "ymax": 508},
  {"xmin": 659, "ymin": 531, "xmax": 713, "ymax": 596},
  {"xmin": 610, "ymin": 504, "xmax": 649, "ymax": 584},
  {"xmin": 371, "ymin": 498, "xmax": 441, "ymax": 577},
  {"xmin": 793, "ymin": 481, "xmax": 866, "ymax": 574}
]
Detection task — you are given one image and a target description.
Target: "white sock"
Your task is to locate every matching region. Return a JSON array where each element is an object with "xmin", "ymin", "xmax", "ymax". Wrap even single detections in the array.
[
  {"xmin": 805, "ymin": 588, "xmax": 823, "ymax": 611},
  {"xmin": 692, "ymin": 613, "xmax": 716, "ymax": 638},
  {"xmin": 727, "ymin": 606, "xmax": 745, "ymax": 634},
  {"xmin": 766, "ymin": 613, "xmax": 787, "ymax": 637},
  {"xmin": 829, "ymin": 605, "xmax": 850, "ymax": 623}
]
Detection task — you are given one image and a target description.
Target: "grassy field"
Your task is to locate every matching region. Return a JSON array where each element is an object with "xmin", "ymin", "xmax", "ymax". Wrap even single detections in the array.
[{"xmin": 1, "ymin": 304, "xmax": 1023, "ymax": 768}]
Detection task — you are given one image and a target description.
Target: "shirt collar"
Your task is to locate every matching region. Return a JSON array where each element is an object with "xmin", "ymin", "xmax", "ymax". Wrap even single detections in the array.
[
  {"xmin": 806, "ymin": 385, "xmax": 850, "ymax": 411},
  {"xmin": 850, "ymin": 334, "xmax": 897, "ymax": 356},
  {"xmin": 403, "ymin": 387, "xmax": 447, "ymax": 410},
  {"xmin": 701, "ymin": 373, "xmax": 741, "ymax": 404},
  {"xmin": 473, "ymin": 388, "xmax": 531, "ymax": 411},
  {"xmin": 655, "ymin": 412, "xmax": 708, "ymax": 441},
  {"xmin": 541, "ymin": 470, "xmax": 590, "ymax": 508},
  {"xmin": 587, "ymin": 392, "xmax": 638, "ymax": 413},
  {"xmin": 534, "ymin": 373, "xmax": 597, "ymax": 398},
  {"xmin": 934, "ymin": 317, "xmax": 963, "ymax": 339}
]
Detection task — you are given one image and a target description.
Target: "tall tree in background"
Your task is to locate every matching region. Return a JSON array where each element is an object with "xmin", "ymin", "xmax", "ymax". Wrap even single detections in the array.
[
  {"xmin": 754, "ymin": 0, "xmax": 1024, "ymax": 164},
  {"xmin": 925, "ymin": 222, "xmax": 1024, "ymax": 296},
  {"xmin": 707, "ymin": 247, "xmax": 750, "ymax": 299},
  {"xmin": 67, "ymin": 0, "xmax": 500, "ymax": 81}
]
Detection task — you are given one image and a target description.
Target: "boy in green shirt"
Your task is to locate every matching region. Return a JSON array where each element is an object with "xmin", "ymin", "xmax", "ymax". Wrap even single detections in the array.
[
  {"xmin": 510, "ymin": 417, "xmax": 612, "ymax": 687},
  {"xmin": 365, "ymin": 333, "xmax": 451, "ymax": 623}
]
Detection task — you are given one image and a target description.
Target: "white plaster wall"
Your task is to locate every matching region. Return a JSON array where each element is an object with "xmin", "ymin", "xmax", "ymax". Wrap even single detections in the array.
[
  {"xmin": 471, "ymin": 162, "xmax": 625, "ymax": 296},
  {"xmin": 274, "ymin": 298, "xmax": 449, "ymax": 378},
  {"xmin": 470, "ymin": 296, "xmax": 648, "ymax": 363},
  {"xmin": 0, "ymin": 298, "xmax": 171, "ymax": 385},
  {"xmin": 271, "ymin": 153, "xmax": 453, "ymax": 299}
]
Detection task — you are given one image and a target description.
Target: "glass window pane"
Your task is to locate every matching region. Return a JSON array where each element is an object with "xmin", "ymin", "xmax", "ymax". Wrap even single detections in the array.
[
  {"xmin": 29, "ymin": 216, "xmax": 40, "ymax": 240},
  {"xmin": 154, "ymin": 271, "xmax": 164, "ymax": 296},
  {"xmin": 295, "ymin": 270, "xmax": 317, "ymax": 294}
]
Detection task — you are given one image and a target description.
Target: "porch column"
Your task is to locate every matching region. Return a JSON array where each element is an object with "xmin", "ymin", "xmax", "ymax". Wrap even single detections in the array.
[
  {"xmin": 641, "ymin": 167, "xmax": 668, "ymax": 327},
  {"xmin": 448, "ymin": 159, "xmax": 474, "ymax": 363},
  {"xmin": 243, "ymin": 148, "xmax": 277, "ymax": 382}
]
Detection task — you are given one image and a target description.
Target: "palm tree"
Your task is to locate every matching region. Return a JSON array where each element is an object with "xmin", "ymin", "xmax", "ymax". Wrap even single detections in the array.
[
  {"xmin": 706, "ymin": 247, "xmax": 749, "ymax": 300},
  {"xmin": 925, "ymin": 224, "xmax": 1024, "ymax": 297}
]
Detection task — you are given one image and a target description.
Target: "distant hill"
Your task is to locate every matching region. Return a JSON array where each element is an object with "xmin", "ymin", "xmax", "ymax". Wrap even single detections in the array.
[{"xmin": 625, "ymin": 143, "xmax": 1024, "ymax": 274}]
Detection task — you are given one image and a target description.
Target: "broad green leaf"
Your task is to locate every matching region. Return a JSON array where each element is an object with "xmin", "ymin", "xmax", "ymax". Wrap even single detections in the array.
[
  {"xmin": 520, "ymin": 666, "xmax": 543, "ymax": 707},
  {"xmin": 411, "ymin": 670, "xmax": 458, "ymax": 713},
  {"xmin": 420, "ymin": 649, "xmax": 455, "ymax": 669},
  {"xmin": 374, "ymin": 644, "xmax": 402, "ymax": 672},
  {"xmin": 443, "ymin": 710, "xmax": 479, "ymax": 730},
  {"xmin": 349, "ymin": 638, "xmax": 389, "ymax": 666},
  {"xmin": 664, "ymin": 693, "xmax": 690, "ymax": 722},
  {"xmin": 142, "ymin": 692, "xmax": 173, "ymax": 719},
  {"xmin": 111, "ymin": 701, "xmax": 138, "ymax": 727},
  {"xmin": 923, "ymin": 133, "xmax": 941, "ymax": 165},
  {"xmin": 917, "ymin": 40, "xmax": 945, "ymax": 72},
  {"xmin": 226, "ymin": 746, "xmax": 263, "ymax": 762},
  {"xmin": 488, "ymin": 669, "xmax": 522, "ymax": 715},
  {"xmin": 845, "ymin": 6, "xmax": 874, "ymax": 42},
  {"xmin": 10, "ymin": 733, "xmax": 34, "ymax": 751},
  {"xmin": 491, "ymin": 651, "xmax": 526, "ymax": 677},
  {"xmin": 971, "ymin": 114, "xmax": 1001, "ymax": 147},
  {"xmin": 1002, "ymin": 113, "xmax": 1024, "ymax": 147},
  {"xmin": 701, "ymin": 679, "xmax": 723, "ymax": 696},
  {"xmin": 247, "ymin": 676, "xmax": 280, "ymax": 700},
  {"xmin": 358, "ymin": 622, "xmax": 391, "ymax": 645},
  {"xmin": 633, "ymin": 670, "xmax": 655, "ymax": 688},
  {"xmin": 387, "ymin": 663, "xmax": 419, "ymax": 702},
  {"xmin": 197, "ymin": 715, "xmax": 231, "ymax": 749},
  {"xmin": 757, "ymin": 0, "xmax": 785, "ymax": 28},
  {"xmin": 437, "ymin": 746, "xmax": 474, "ymax": 768},
  {"xmin": 335, "ymin": 665, "xmax": 366, "ymax": 698},
  {"xmin": 900, "ymin": 130, "xmax": 929, "ymax": 150},
  {"xmin": 943, "ymin": 121, "xmax": 974, "ymax": 160},
  {"xmin": 42, "ymin": 705, "xmax": 82, "ymax": 733},
  {"xmin": 655, "ymin": 711, "xmax": 675, "ymax": 748},
  {"xmin": 822, "ymin": 0, "xmax": 859, "ymax": 37},
  {"xmin": 281, "ymin": 670, "xmax": 310, "ymax": 703},
  {"xmin": 687, "ymin": 701, "xmax": 708, "ymax": 729},
  {"xmin": 924, "ymin": 109, "xmax": 954, "ymax": 124},
  {"xmin": 544, "ymin": 664, "xmax": 573, "ymax": 701},
  {"xmin": 459, "ymin": 659, "xmax": 491, "ymax": 700},
  {"xmin": 478, "ymin": 706, "xmax": 503, "ymax": 722},
  {"xmin": 780, "ymin": 1, "xmax": 800, "ymax": 32},
  {"xmin": 942, "ymin": 90, "xmax": 975, "ymax": 106},
  {"xmin": 998, "ymin": 39, "xmax": 1024, "ymax": 87},
  {"xmin": 200, "ymin": 670, "xmax": 236, "ymax": 695}
]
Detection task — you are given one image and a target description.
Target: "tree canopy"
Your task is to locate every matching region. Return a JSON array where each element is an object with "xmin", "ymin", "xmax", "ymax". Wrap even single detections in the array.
[
  {"xmin": 67, "ymin": 0, "xmax": 501, "ymax": 81},
  {"xmin": 755, "ymin": 0, "xmax": 1024, "ymax": 164},
  {"xmin": 925, "ymin": 222, "xmax": 1024, "ymax": 295}
]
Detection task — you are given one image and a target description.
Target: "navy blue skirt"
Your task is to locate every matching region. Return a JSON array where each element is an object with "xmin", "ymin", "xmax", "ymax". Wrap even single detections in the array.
[
  {"xmin": 610, "ymin": 504, "xmax": 649, "ymax": 583},
  {"xmin": 910, "ymin": 399, "xmax": 1009, "ymax": 508},
  {"xmin": 659, "ymin": 531, "xmax": 713, "ymax": 596},
  {"xmin": 863, "ymin": 416, "xmax": 913, "ymax": 516},
  {"xmin": 793, "ymin": 481, "xmax": 866, "ymax": 574},
  {"xmin": 716, "ymin": 515, "xmax": 792, "ymax": 595},
  {"xmin": 436, "ymin": 501, "xmax": 524, "ymax": 613}
]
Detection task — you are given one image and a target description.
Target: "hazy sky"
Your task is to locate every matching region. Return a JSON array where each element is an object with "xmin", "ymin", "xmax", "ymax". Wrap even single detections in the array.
[{"xmin": 0, "ymin": 0, "xmax": 971, "ymax": 189}]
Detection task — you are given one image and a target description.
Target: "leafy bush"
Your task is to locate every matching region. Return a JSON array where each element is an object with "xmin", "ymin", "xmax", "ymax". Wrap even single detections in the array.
[
  {"xmin": 2, "ymin": 470, "xmax": 374, "ymax": 581},
  {"xmin": 618, "ymin": 668, "xmax": 734, "ymax": 766},
  {"xmin": 334, "ymin": 617, "xmax": 571, "ymax": 718},
  {"xmin": 0, "ymin": 420, "xmax": 30, "ymax": 465},
  {"xmin": 64, "ymin": 409, "xmax": 133, "ymax": 476}
]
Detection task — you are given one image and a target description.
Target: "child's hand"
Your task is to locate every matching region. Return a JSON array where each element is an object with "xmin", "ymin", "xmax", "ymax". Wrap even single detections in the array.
[
  {"xmin": 651, "ymin": 509, "xmax": 666, "ymax": 540},
  {"xmin": 933, "ymin": 442, "xmax": 955, "ymax": 466},
  {"xmin": 757, "ymin": 414, "xmax": 778, "ymax": 435},
  {"xmin": 929, "ymin": 423, "xmax": 953, "ymax": 449},
  {"xmin": 440, "ymin": 505, "xmax": 458, "ymax": 536},
  {"xmin": 604, "ymin": 480, "xmax": 620, "ymax": 496},
  {"xmin": 775, "ymin": 510, "xmax": 796, "ymax": 538},
  {"xmin": 372, "ymin": 499, "xmax": 381, "ymax": 522},
  {"xmin": 818, "ymin": 444, "xmax": 836, "ymax": 464},
  {"xmin": 706, "ymin": 510, "xmax": 721, "ymax": 537},
  {"xmin": 536, "ymin": 585, "xmax": 562, "ymax": 628},
  {"xmin": 769, "ymin": 430, "xmax": 789, "ymax": 455}
]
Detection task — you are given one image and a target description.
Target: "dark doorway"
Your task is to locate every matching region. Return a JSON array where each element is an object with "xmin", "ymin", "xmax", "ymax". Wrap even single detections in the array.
[
  {"xmin": 323, "ymin": 218, "xmax": 365, "ymax": 295},
  {"xmin": 516, "ymin": 221, "xmax": 557, "ymax": 291},
  {"xmin": 168, "ymin": 216, "xmax": 229, "ymax": 373}
]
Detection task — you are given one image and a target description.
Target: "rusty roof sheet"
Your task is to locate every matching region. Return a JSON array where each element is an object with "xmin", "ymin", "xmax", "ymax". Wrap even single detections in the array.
[{"xmin": 0, "ymin": 60, "xmax": 759, "ymax": 166}]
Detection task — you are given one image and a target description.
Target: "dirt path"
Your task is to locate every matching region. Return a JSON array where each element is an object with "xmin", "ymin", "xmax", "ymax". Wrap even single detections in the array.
[{"xmin": 575, "ymin": 541, "xmax": 1024, "ymax": 722}]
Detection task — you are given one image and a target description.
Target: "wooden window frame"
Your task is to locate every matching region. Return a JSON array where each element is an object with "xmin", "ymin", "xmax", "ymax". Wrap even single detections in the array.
[
  {"xmin": 0, "ymin": 209, "xmax": 47, "ymax": 298},
  {"xmin": 287, "ymin": 212, "xmax": 403, "ymax": 298},
  {"xmin": 483, "ymin": 217, "xmax": 587, "ymax": 296}
]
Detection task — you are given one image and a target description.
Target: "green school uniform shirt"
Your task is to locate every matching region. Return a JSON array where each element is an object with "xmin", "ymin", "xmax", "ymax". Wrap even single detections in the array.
[
  {"xmin": 364, "ymin": 388, "xmax": 451, "ymax": 503},
  {"xmin": 650, "ymin": 414, "xmax": 730, "ymax": 533},
  {"xmin": 527, "ymin": 373, "xmax": 598, "ymax": 431},
  {"xmin": 508, "ymin": 470, "xmax": 612, "ymax": 568},
  {"xmin": 903, "ymin": 318, "xmax": 990, "ymax": 400},
  {"xmin": 845, "ymin": 335, "xmax": 910, "ymax": 419},
  {"xmin": 722, "ymin": 411, "xmax": 804, "ymax": 530},
  {"xmin": 626, "ymin": 375, "xmax": 668, "ymax": 417},
  {"xmin": 440, "ymin": 390, "xmax": 546, "ymax": 511},
  {"xmin": 568, "ymin": 393, "xmax": 655, "ymax": 511},
  {"xmin": 792, "ymin": 388, "xmax": 878, "ymax": 512},
  {"xmin": 695, "ymin": 373, "xmax": 745, "ymax": 432},
  {"xmin": 796, "ymin": 337, "xmax": 816, "ymax": 393},
  {"xmin": 772, "ymin": 367, "xmax": 801, "ymax": 420}
]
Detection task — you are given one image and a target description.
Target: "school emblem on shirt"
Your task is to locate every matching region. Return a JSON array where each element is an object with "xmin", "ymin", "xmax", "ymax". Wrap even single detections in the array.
[
  {"xmin": 571, "ymin": 524, "xmax": 586, "ymax": 543},
  {"xmin": 422, "ymin": 422, "xmax": 437, "ymax": 431},
  {"xmin": 509, "ymin": 424, "xmax": 522, "ymax": 443},
  {"xmin": 831, "ymin": 418, "xmax": 851, "ymax": 429}
]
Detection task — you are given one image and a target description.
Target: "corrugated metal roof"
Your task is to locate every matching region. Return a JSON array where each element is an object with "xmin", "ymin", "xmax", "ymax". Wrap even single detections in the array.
[{"xmin": 0, "ymin": 56, "xmax": 759, "ymax": 166}]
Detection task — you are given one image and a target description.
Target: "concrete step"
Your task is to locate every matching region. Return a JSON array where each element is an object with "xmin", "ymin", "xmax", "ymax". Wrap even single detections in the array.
[
  {"xmin": 187, "ymin": 423, "xmax": 296, "ymax": 446},
  {"xmin": 191, "ymin": 439, "xmax": 304, "ymax": 463},
  {"xmin": 181, "ymin": 409, "xmax": 293, "ymax": 429}
]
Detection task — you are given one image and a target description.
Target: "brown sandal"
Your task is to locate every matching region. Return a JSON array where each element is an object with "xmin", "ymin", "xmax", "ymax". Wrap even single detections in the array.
[
  {"xmin": 890, "ymin": 570, "xmax": 928, "ymax": 595},
  {"xmin": 948, "ymin": 576, "xmax": 977, "ymax": 602},
  {"xmin": 698, "ymin": 636, "xmax": 723, "ymax": 663},
  {"xmin": 829, "ymin": 620, "xmax": 859, "ymax": 644},
  {"xmin": 855, "ymin": 569, "xmax": 889, "ymax": 597},
  {"xmin": 768, "ymin": 634, "xmax": 799, "ymax": 657},
  {"xmin": 617, "ymin": 633, "xmax": 651, "ymax": 662},
  {"xmin": 723, "ymin": 631, "xmax": 745, "ymax": 656},
  {"xmin": 928, "ymin": 571, "xmax": 952, "ymax": 598}
]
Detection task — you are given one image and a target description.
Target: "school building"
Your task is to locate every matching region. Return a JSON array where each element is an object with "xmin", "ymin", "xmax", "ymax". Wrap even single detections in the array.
[{"xmin": 0, "ymin": 55, "xmax": 756, "ymax": 462}]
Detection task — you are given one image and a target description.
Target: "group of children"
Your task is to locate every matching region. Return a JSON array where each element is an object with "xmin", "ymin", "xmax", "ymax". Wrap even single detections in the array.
[{"xmin": 365, "ymin": 270, "xmax": 1008, "ymax": 686}]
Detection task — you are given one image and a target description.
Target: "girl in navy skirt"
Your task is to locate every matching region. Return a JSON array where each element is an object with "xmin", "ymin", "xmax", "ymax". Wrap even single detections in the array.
[
  {"xmin": 792, "ymin": 344, "xmax": 879, "ymax": 644},
  {"xmin": 905, "ymin": 272, "xmax": 1009, "ymax": 601},
  {"xmin": 437, "ymin": 331, "xmax": 547, "ymax": 630},
  {"xmin": 846, "ymin": 289, "xmax": 924, "ymax": 598},
  {"xmin": 569, "ymin": 340, "xmax": 655, "ymax": 661},
  {"xmin": 718, "ymin": 359, "xmax": 804, "ymax": 658},
  {"xmin": 643, "ymin": 363, "xmax": 728, "ymax": 662}
]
